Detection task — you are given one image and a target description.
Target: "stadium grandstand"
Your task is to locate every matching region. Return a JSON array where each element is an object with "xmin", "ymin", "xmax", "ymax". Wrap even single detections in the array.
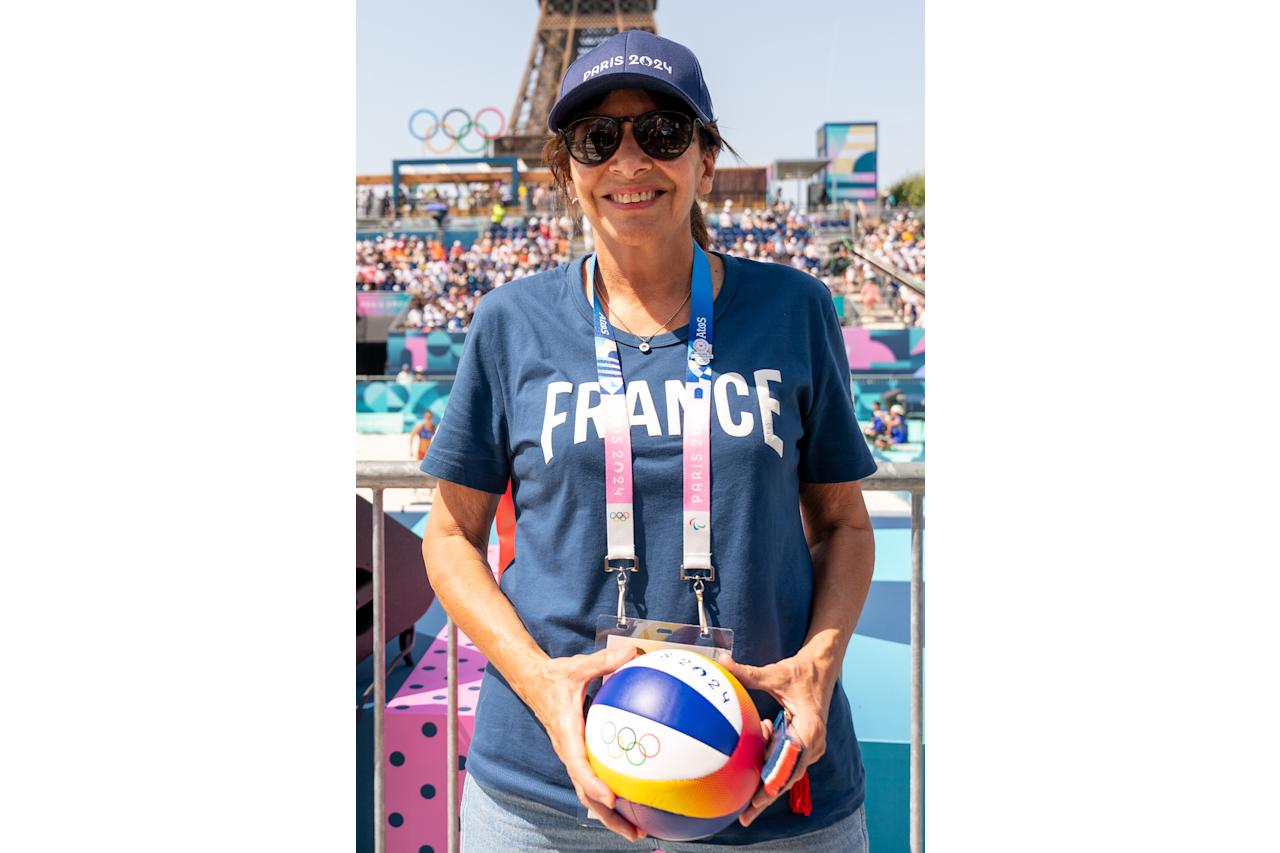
[{"xmin": 356, "ymin": 187, "xmax": 924, "ymax": 336}]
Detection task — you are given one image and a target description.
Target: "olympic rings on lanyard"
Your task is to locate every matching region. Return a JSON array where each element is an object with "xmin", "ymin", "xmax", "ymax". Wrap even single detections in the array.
[{"xmin": 407, "ymin": 107, "xmax": 507, "ymax": 155}]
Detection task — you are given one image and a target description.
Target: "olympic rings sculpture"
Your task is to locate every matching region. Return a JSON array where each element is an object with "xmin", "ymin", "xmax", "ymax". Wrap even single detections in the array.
[
  {"xmin": 609, "ymin": 511, "xmax": 631, "ymax": 521},
  {"xmin": 601, "ymin": 721, "xmax": 661, "ymax": 766},
  {"xmin": 408, "ymin": 107, "xmax": 506, "ymax": 155}
]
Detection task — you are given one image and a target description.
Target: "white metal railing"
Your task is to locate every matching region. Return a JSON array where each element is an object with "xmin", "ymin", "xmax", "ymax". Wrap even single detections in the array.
[{"xmin": 357, "ymin": 459, "xmax": 925, "ymax": 853}]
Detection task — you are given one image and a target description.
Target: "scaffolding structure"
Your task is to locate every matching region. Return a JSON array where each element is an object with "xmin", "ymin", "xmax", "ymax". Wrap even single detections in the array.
[{"xmin": 495, "ymin": 0, "xmax": 659, "ymax": 166}]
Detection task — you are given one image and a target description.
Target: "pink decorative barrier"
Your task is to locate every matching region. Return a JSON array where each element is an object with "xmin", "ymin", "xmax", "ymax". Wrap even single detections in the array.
[{"xmin": 384, "ymin": 624, "xmax": 490, "ymax": 852}]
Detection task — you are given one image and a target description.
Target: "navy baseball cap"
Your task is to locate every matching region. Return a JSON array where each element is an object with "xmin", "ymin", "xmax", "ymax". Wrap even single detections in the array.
[{"xmin": 547, "ymin": 30, "xmax": 714, "ymax": 132}]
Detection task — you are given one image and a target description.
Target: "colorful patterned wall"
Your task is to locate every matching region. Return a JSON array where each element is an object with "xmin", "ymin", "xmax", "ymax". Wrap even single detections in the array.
[
  {"xmin": 386, "ymin": 328, "xmax": 923, "ymax": 377},
  {"xmin": 842, "ymin": 327, "xmax": 926, "ymax": 376},
  {"xmin": 357, "ymin": 292, "xmax": 411, "ymax": 318},
  {"xmin": 357, "ymin": 381, "xmax": 453, "ymax": 433},
  {"xmin": 385, "ymin": 331, "xmax": 468, "ymax": 374},
  {"xmin": 365, "ymin": 329, "xmax": 923, "ymax": 434}
]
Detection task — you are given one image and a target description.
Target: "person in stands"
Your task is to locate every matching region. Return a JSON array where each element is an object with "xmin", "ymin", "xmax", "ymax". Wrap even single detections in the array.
[
  {"xmin": 875, "ymin": 404, "xmax": 909, "ymax": 450},
  {"xmin": 860, "ymin": 275, "xmax": 881, "ymax": 316},
  {"xmin": 864, "ymin": 401, "xmax": 887, "ymax": 439}
]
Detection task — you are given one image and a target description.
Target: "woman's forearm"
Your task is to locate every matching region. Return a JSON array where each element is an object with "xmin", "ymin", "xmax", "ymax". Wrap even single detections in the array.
[
  {"xmin": 423, "ymin": 529, "xmax": 550, "ymax": 701},
  {"xmin": 799, "ymin": 523, "xmax": 876, "ymax": 690}
]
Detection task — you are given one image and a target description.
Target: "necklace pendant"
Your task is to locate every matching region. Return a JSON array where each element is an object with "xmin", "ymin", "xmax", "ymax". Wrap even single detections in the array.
[{"xmin": 638, "ymin": 341, "xmax": 652, "ymax": 353}]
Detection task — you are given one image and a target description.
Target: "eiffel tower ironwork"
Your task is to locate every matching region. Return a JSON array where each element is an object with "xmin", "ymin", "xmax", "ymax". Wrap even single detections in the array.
[{"xmin": 495, "ymin": 0, "xmax": 659, "ymax": 166}]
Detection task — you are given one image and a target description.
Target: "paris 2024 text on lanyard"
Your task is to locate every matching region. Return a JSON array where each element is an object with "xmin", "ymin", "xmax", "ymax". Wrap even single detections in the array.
[{"xmin": 588, "ymin": 242, "xmax": 734, "ymax": 662}]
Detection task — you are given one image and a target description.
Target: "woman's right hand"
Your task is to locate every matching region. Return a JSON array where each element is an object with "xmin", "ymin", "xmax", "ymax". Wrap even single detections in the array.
[{"xmin": 514, "ymin": 644, "xmax": 642, "ymax": 842}]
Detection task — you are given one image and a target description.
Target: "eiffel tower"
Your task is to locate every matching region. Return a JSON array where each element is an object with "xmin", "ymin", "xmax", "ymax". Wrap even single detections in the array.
[{"xmin": 495, "ymin": 0, "xmax": 659, "ymax": 166}]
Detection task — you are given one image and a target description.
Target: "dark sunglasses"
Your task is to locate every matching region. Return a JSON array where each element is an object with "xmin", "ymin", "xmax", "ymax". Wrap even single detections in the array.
[{"xmin": 561, "ymin": 109, "xmax": 700, "ymax": 166}]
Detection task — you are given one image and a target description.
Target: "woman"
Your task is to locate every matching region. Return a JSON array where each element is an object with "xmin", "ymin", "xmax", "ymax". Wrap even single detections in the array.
[
  {"xmin": 409, "ymin": 409, "xmax": 436, "ymax": 462},
  {"xmin": 421, "ymin": 30, "xmax": 877, "ymax": 851}
]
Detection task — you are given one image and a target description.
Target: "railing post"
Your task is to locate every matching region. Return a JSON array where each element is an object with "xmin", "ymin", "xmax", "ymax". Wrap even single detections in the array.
[
  {"xmin": 447, "ymin": 618, "xmax": 459, "ymax": 853},
  {"xmin": 910, "ymin": 490, "xmax": 925, "ymax": 853},
  {"xmin": 372, "ymin": 488, "xmax": 387, "ymax": 853}
]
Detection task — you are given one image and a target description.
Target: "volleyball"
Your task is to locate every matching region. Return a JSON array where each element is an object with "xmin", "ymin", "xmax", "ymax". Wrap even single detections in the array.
[{"xmin": 585, "ymin": 648, "xmax": 766, "ymax": 841}]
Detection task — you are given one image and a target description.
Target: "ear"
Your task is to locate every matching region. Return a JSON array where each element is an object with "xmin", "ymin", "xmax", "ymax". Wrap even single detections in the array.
[{"xmin": 698, "ymin": 145, "xmax": 717, "ymax": 196}]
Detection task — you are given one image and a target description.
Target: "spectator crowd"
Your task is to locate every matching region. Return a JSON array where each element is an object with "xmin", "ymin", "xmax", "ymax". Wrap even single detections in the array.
[
  {"xmin": 702, "ymin": 198, "xmax": 826, "ymax": 275},
  {"xmin": 356, "ymin": 217, "xmax": 574, "ymax": 332},
  {"xmin": 355, "ymin": 192, "xmax": 924, "ymax": 332},
  {"xmin": 859, "ymin": 210, "xmax": 925, "ymax": 283},
  {"xmin": 357, "ymin": 182, "xmax": 557, "ymax": 221},
  {"xmin": 827, "ymin": 208, "xmax": 926, "ymax": 328}
]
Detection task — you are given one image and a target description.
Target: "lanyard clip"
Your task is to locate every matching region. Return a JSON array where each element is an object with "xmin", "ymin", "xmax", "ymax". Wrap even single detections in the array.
[
  {"xmin": 680, "ymin": 562, "xmax": 715, "ymax": 637},
  {"xmin": 692, "ymin": 578, "xmax": 709, "ymax": 638},
  {"xmin": 605, "ymin": 556, "xmax": 639, "ymax": 627},
  {"xmin": 679, "ymin": 563, "xmax": 715, "ymax": 583}
]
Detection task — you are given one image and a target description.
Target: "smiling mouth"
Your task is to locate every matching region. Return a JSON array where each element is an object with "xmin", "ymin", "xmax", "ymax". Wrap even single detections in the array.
[{"xmin": 605, "ymin": 190, "xmax": 665, "ymax": 205}]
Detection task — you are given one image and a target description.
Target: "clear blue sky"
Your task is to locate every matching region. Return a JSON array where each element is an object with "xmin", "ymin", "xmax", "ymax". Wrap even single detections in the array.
[{"xmin": 358, "ymin": 0, "xmax": 922, "ymax": 189}]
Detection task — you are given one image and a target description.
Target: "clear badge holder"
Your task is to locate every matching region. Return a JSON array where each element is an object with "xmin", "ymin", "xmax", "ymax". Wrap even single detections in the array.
[
  {"xmin": 594, "ymin": 614, "xmax": 733, "ymax": 660},
  {"xmin": 593, "ymin": 558, "xmax": 733, "ymax": 660},
  {"xmin": 575, "ymin": 559, "xmax": 734, "ymax": 830}
]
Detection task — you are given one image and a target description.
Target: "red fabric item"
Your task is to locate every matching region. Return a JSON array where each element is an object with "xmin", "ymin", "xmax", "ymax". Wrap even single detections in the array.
[
  {"xmin": 496, "ymin": 480, "xmax": 516, "ymax": 580},
  {"xmin": 789, "ymin": 771, "xmax": 812, "ymax": 816}
]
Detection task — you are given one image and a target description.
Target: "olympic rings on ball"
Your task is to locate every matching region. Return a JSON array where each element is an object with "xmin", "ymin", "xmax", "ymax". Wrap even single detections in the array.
[
  {"xmin": 600, "ymin": 722, "xmax": 661, "ymax": 766},
  {"xmin": 408, "ymin": 106, "xmax": 507, "ymax": 154}
]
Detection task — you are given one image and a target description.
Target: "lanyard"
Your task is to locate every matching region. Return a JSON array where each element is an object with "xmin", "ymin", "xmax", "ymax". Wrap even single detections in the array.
[{"xmin": 589, "ymin": 243, "xmax": 716, "ymax": 633}]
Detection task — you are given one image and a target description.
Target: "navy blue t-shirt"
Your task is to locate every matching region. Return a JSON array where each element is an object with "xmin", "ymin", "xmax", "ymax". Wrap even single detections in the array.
[{"xmin": 422, "ymin": 252, "xmax": 878, "ymax": 844}]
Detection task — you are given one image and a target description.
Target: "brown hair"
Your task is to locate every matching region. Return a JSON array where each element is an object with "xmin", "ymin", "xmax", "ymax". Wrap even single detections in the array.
[{"xmin": 541, "ymin": 93, "xmax": 739, "ymax": 250}]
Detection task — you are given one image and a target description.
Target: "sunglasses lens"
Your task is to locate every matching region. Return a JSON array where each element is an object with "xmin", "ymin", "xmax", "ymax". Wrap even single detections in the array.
[
  {"xmin": 565, "ymin": 116, "xmax": 620, "ymax": 164},
  {"xmin": 635, "ymin": 111, "xmax": 695, "ymax": 159},
  {"xmin": 563, "ymin": 111, "xmax": 696, "ymax": 164}
]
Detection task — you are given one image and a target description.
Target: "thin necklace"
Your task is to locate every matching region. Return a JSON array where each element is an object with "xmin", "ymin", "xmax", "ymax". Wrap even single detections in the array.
[{"xmin": 593, "ymin": 267, "xmax": 691, "ymax": 353}]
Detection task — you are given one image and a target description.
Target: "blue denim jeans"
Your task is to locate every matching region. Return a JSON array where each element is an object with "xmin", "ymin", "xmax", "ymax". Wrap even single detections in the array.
[{"xmin": 459, "ymin": 776, "xmax": 869, "ymax": 852}]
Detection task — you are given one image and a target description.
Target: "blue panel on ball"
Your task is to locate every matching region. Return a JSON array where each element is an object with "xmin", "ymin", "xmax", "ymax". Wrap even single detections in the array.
[
  {"xmin": 594, "ymin": 666, "xmax": 739, "ymax": 756},
  {"xmin": 615, "ymin": 798, "xmax": 740, "ymax": 842}
]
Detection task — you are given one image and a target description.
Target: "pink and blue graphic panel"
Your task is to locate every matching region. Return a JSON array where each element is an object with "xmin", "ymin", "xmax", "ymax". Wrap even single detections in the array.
[
  {"xmin": 817, "ymin": 122, "xmax": 878, "ymax": 202},
  {"xmin": 843, "ymin": 327, "xmax": 925, "ymax": 376},
  {"xmin": 356, "ymin": 381, "xmax": 453, "ymax": 433},
  {"xmin": 386, "ymin": 331, "xmax": 468, "ymax": 374},
  {"xmin": 357, "ymin": 292, "xmax": 412, "ymax": 318}
]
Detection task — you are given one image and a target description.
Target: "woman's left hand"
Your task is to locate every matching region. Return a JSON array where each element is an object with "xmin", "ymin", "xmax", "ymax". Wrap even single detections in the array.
[{"xmin": 721, "ymin": 651, "xmax": 838, "ymax": 828}]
